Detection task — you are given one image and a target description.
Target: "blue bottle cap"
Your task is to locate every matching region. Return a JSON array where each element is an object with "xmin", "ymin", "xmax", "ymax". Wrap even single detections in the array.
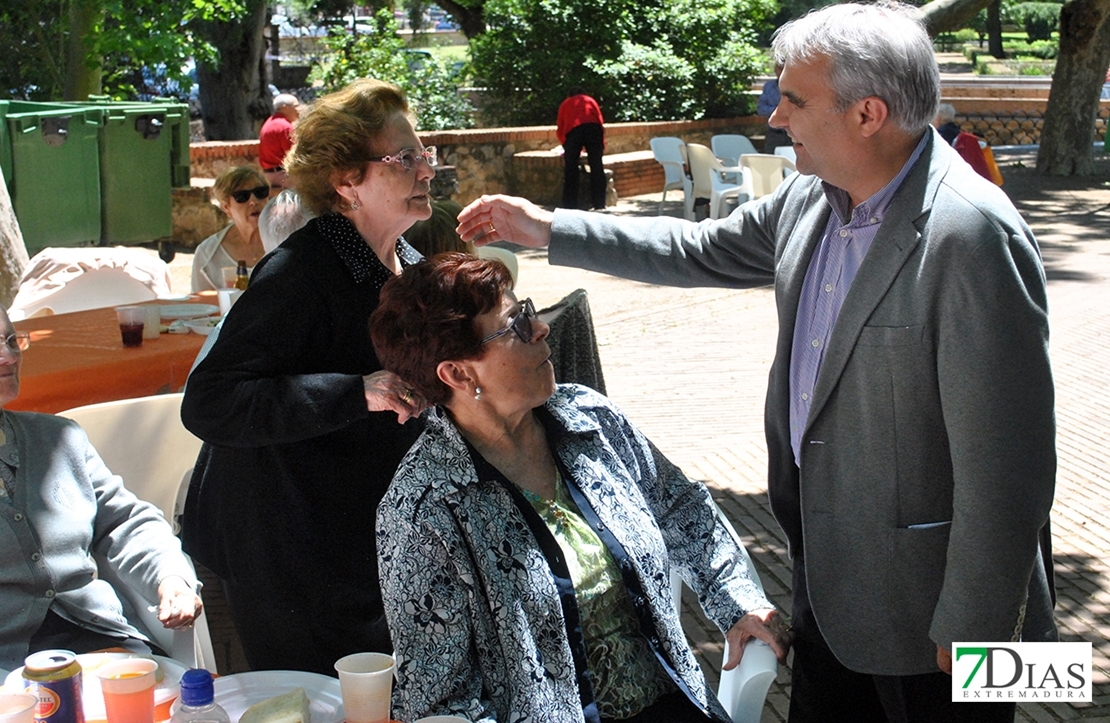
[{"xmin": 179, "ymin": 668, "xmax": 215, "ymax": 706}]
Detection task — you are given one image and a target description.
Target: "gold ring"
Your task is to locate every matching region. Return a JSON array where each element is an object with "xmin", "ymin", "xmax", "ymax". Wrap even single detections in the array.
[
  {"xmin": 400, "ymin": 389, "xmax": 414, "ymax": 404},
  {"xmin": 489, "ymin": 221, "xmax": 495, "ymax": 233}
]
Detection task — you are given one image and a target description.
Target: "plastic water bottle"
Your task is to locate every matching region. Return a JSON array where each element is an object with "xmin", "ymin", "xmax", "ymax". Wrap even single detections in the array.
[{"xmin": 170, "ymin": 669, "xmax": 230, "ymax": 723}]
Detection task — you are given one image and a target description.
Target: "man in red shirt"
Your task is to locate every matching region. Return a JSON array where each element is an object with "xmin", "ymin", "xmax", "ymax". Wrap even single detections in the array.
[
  {"xmin": 556, "ymin": 87, "xmax": 606, "ymax": 210},
  {"xmin": 259, "ymin": 94, "xmax": 301, "ymax": 191}
]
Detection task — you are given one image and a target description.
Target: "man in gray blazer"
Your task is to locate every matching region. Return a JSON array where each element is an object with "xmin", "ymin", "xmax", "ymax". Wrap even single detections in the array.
[{"xmin": 456, "ymin": 3, "xmax": 1056, "ymax": 721}]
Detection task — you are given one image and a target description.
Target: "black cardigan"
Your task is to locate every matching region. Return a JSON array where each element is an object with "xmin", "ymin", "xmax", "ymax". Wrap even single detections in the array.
[{"xmin": 181, "ymin": 216, "xmax": 423, "ymax": 673}]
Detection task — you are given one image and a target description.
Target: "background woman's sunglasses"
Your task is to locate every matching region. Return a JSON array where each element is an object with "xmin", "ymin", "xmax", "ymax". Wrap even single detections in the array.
[{"xmin": 230, "ymin": 186, "xmax": 270, "ymax": 203}]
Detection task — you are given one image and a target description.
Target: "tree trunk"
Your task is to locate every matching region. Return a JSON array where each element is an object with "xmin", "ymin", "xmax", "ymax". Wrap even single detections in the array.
[
  {"xmin": 434, "ymin": 0, "xmax": 486, "ymax": 39},
  {"xmin": 194, "ymin": 0, "xmax": 271, "ymax": 141},
  {"xmin": 918, "ymin": 0, "xmax": 993, "ymax": 35},
  {"xmin": 0, "ymin": 167, "xmax": 30, "ymax": 310},
  {"xmin": 987, "ymin": 0, "xmax": 1005, "ymax": 58},
  {"xmin": 64, "ymin": 0, "xmax": 102, "ymax": 100},
  {"xmin": 1036, "ymin": 0, "xmax": 1110, "ymax": 175}
]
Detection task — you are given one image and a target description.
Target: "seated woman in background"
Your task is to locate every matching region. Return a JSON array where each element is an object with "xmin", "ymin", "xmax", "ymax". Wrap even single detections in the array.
[
  {"xmin": 191, "ymin": 166, "xmax": 270, "ymax": 292},
  {"xmin": 0, "ymin": 306, "xmax": 201, "ymax": 671},
  {"xmin": 371, "ymin": 254, "xmax": 791, "ymax": 723}
]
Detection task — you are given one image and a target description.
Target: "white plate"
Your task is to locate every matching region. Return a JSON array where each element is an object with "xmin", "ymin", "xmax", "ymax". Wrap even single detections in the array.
[
  {"xmin": 160, "ymin": 304, "xmax": 219, "ymax": 320},
  {"xmin": 184, "ymin": 318, "xmax": 221, "ymax": 336},
  {"xmin": 211, "ymin": 671, "xmax": 345, "ymax": 723},
  {"xmin": 4, "ymin": 653, "xmax": 186, "ymax": 722}
]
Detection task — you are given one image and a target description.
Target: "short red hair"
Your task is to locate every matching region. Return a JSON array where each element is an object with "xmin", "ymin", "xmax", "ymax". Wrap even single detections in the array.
[{"xmin": 371, "ymin": 253, "xmax": 514, "ymax": 405}]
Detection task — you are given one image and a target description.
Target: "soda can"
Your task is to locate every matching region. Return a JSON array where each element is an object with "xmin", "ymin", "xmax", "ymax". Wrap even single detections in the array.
[{"xmin": 22, "ymin": 650, "xmax": 85, "ymax": 723}]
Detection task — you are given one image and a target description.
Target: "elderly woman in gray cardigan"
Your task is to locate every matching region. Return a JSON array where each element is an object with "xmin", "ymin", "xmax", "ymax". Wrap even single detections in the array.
[{"xmin": 0, "ymin": 307, "xmax": 201, "ymax": 671}]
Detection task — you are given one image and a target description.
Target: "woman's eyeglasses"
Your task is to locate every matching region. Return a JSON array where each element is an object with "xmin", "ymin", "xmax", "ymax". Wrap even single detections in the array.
[
  {"xmin": 368, "ymin": 146, "xmax": 437, "ymax": 171},
  {"xmin": 481, "ymin": 299, "xmax": 536, "ymax": 344},
  {"xmin": 0, "ymin": 332, "xmax": 30, "ymax": 353},
  {"xmin": 229, "ymin": 186, "xmax": 270, "ymax": 203}
]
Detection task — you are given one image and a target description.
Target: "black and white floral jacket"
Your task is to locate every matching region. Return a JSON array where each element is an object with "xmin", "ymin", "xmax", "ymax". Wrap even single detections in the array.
[{"xmin": 377, "ymin": 384, "xmax": 771, "ymax": 723}]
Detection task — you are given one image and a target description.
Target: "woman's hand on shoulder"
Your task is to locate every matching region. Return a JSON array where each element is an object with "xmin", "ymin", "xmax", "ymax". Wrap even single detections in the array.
[
  {"xmin": 364, "ymin": 370, "xmax": 428, "ymax": 424},
  {"xmin": 156, "ymin": 576, "xmax": 203, "ymax": 629},
  {"xmin": 723, "ymin": 608, "xmax": 793, "ymax": 668}
]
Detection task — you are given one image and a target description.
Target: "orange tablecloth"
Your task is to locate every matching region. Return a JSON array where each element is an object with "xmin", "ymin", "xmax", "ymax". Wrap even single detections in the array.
[{"xmin": 10, "ymin": 297, "xmax": 213, "ymax": 414}]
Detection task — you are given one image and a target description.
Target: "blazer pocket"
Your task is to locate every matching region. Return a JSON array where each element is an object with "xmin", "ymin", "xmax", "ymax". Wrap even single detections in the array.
[{"xmin": 857, "ymin": 324, "xmax": 924, "ymax": 347}]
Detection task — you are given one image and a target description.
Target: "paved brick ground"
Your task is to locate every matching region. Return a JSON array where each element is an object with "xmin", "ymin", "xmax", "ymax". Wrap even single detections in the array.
[{"xmin": 181, "ymin": 147, "xmax": 1110, "ymax": 721}]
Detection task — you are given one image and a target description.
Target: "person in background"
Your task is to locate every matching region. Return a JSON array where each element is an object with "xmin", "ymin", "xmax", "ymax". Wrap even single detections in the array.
[
  {"xmin": 191, "ymin": 166, "xmax": 269, "ymax": 292},
  {"xmin": 259, "ymin": 93, "xmax": 301, "ymax": 190},
  {"xmin": 181, "ymin": 79, "xmax": 434, "ymax": 675},
  {"xmin": 933, "ymin": 102, "xmax": 961, "ymax": 145},
  {"xmin": 557, "ymin": 86, "xmax": 606, "ymax": 210},
  {"xmin": 371, "ymin": 254, "xmax": 790, "ymax": 723},
  {"xmin": 456, "ymin": 3, "xmax": 1056, "ymax": 721},
  {"xmin": 0, "ymin": 306, "xmax": 201, "ymax": 670},
  {"xmin": 258, "ymin": 189, "xmax": 314, "ymax": 254},
  {"xmin": 756, "ymin": 64, "xmax": 791, "ymax": 153}
]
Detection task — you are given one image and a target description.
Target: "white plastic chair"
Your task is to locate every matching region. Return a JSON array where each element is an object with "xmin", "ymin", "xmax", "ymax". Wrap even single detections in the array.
[
  {"xmin": 57, "ymin": 393, "xmax": 217, "ymax": 673},
  {"xmin": 686, "ymin": 143, "xmax": 751, "ymax": 220},
  {"xmin": 649, "ymin": 137, "xmax": 691, "ymax": 215},
  {"xmin": 711, "ymin": 135, "xmax": 759, "ymax": 167},
  {"xmin": 739, "ymin": 153, "xmax": 796, "ymax": 199},
  {"xmin": 773, "ymin": 145, "xmax": 797, "ymax": 165},
  {"xmin": 670, "ymin": 502, "xmax": 778, "ymax": 723},
  {"xmin": 10, "ymin": 267, "xmax": 157, "ymax": 319}
]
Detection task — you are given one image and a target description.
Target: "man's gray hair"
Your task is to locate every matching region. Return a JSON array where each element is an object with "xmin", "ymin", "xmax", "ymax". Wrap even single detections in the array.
[
  {"xmin": 259, "ymin": 190, "xmax": 313, "ymax": 253},
  {"xmin": 772, "ymin": 2, "xmax": 939, "ymax": 133},
  {"xmin": 273, "ymin": 93, "xmax": 300, "ymax": 111},
  {"xmin": 935, "ymin": 102, "xmax": 956, "ymax": 124}
]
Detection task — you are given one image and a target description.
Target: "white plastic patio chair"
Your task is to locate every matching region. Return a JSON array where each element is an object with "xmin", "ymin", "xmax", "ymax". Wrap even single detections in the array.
[
  {"xmin": 57, "ymin": 393, "xmax": 217, "ymax": 673},
  {"xmin": 649, "ymin": 137, "xmax": 691, "ymax": 215},
  {"xmin": 739, "ymin": 153, "xmax": 796, "ymax": 199},
  {"xmin": 711, "ymin": 134, "xmax": 759, "ymax": 167},
  {"xmin": 670, "ymin": 501, "xmax": 778, "ymax": 723},
  {"xmin": 686, "ymin": 143, "xmax": 751, "ymax": 220},
  {"xmin": 10, "ymin": 267, "xmax": 157, "ymax": 319}
]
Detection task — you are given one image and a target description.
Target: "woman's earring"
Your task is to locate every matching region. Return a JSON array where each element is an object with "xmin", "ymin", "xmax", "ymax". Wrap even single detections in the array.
[
  {"xmin": 474, "ymin": 386, "xmax": 482, "ymax": 401},
  {"xmin": 350, "ymin": 198, "xmax": 362, "ymax": 211}
]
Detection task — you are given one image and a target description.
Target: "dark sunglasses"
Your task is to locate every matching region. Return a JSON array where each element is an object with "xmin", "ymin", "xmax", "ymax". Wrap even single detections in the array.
[
  {"xmin": 230, "ymin": 185, "xmax": 270, "ymax": 203},
  {"xmin": 481, "ymin": 298, "xmax": 536, "ymax": 344}
]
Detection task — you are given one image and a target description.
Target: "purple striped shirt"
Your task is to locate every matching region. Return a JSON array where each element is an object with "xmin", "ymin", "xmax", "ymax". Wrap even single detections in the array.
[{"xmin": 788, "ymin": 133, "xmax": 929, "ymax": 466}]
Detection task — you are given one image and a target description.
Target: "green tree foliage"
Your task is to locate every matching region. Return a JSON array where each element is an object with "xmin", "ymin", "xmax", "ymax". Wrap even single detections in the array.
[
  {"xmin": 1006, "ymin": 1, "xmax": 1063, "ymax": 40},
  {"xmin": 469, "ymin": 0, "xmax": 776, "ymax": 125},
  {"xmin": 0, "ymin": 0, "xmax": 242, "ymax": 101},
  {"xmin": 311, "ymin": 9, "xmax": 475, "ymax": 130}
]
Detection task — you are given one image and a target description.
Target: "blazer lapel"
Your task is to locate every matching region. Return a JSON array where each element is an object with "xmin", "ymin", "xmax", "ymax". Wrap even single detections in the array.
[{"xmin": 805, "ymin": 135, "xmax": 945, "ymax": 428}]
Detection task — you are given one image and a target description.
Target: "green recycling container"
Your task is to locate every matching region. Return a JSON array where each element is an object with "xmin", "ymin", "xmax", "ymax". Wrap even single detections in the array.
[
  {"xmin": 96, "ymin": 103, "xmax": 186, "ymax": 244},
  {"xmin": 0, "ymin": 101, "xmax": 103, "ymax": 255}
]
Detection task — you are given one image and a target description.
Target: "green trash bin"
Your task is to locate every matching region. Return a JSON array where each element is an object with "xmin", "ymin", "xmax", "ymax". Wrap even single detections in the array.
[
  {"xmin": 0, "ymin": 101, "xmax": 103, "ymax": 255},
  {"xmin": 96, "ymin": 103, "xmax": 187, "ymax": 244}
]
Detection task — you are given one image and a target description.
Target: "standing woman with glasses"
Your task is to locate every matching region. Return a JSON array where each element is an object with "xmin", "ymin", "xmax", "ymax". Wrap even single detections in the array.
[
  {"xmin": 181, "ymin": 79, "xmax": 437, "ymax": 674},
  {"xmin": 191, "ymin": 166, "xmax": 271, "ymax": 292}
]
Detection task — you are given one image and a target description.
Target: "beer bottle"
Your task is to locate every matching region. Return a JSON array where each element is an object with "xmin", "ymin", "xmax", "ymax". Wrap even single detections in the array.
[{"xmin": 234, "ymin": 260, "xmax": 249, "ymax": 290}]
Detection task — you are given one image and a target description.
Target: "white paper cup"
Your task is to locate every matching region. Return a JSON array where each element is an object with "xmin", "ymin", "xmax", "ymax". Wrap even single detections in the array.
[
  {"xmin": 0, "ymin": 693, "xmax": 37, "ymax": 723},
  {"xmin": 334, "ymin": 652, "xmax": 394, "ymax": 723},
  {"xmin": 220, "ymin": 266, "xmax": 238, "ymax": 289},
  {"xmin": 142, "ymin": 305, "xmax": 161, "ymax": 339},
  {"xmin": 217, "ymin": 288, "xmax": 243, "ymax": 316}
]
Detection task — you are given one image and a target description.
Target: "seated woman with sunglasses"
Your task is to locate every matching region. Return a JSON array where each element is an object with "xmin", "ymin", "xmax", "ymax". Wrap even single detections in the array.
[
  {"xmin": 371, "ymin": 254, "xmax": 792, "ymax": 723},
  {"xmin": 191, "ymin": 166, "xmax": 270, "ymax": 292},
  {"xmin": 181, "ymin": 79, "xmax": 437, "ymax": 675}
]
